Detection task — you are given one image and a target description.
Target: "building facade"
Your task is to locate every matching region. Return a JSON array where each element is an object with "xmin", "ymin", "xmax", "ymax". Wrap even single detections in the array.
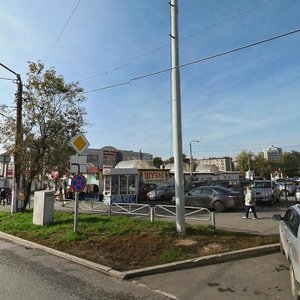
[
  {"xmin": 83, "ymin": 146, "xmax": 153, "ymax": 171},
  {"xmin": 196, "ymin": 157, "xmax": 233, "ymax": 172},
  {"xmin": 263, "ymin": 146, "xmax": 282, "ymax": 162}
]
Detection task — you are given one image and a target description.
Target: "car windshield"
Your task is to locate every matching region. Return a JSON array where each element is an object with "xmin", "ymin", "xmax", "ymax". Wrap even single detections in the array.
[
  {"xmin": 156, "ymin": 185, "xmax": 169, "ymax": 190},
  {"xmin": 251, "ymin": 182, "xmax": 271, "ymax": 188},
  {"xmin": 212, "ymin": 187, "xmax": 236, "ymax": 194}
]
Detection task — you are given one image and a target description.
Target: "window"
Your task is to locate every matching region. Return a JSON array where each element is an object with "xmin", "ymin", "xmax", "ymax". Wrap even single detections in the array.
[
  {"xmin": 283, "ymin": 209, "xmax": 300, "ymax": 237},
  {"xmin": 111, "ymin": 175, "xmax": 119, "ymax": 195},
  {"xmin": 190, "ymin": 188, "xmax": 201, "ymax": 196},
  {"xmin": 201, "ymin": 188, "xmax": 213, "ymax": 195}
]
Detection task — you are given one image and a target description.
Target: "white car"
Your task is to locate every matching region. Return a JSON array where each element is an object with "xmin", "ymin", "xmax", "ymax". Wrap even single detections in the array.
[
  {"xmin": 273, "ymin": 205, "xmax": 300, "ymax": 299},
  {"xmin": 296, "ymin": 188, "xmax": 300, "ymax": 202}
]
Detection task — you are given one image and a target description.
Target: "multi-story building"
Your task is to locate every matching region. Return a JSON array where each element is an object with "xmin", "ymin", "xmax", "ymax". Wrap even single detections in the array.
[
  {"xmin": 196, "ymin": 157, "xmax": 233, "ymax": 172},
  {"xmin": 263, "ymin": 146, "xmax": 282, "ymax": 162},
  {"xmin": 83, "ymin": 146, "xmax": 153, "ymax": 171}
]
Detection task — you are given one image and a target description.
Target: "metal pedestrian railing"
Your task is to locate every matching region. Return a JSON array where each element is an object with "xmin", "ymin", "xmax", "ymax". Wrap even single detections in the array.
[
  {"xmin": 109, "ymin": 203, "xmax": 214, "ymax": 227},
  {"xmin": 110, "ymin": 203, "xmax": 151, "ymax": 217},
  {"xmin": 51, "ymin": 199, "xmax": 215, "ymax": 226},
  {"xmin": 153, "ymin": 204, "xmax": 214, "ymax": 227}
]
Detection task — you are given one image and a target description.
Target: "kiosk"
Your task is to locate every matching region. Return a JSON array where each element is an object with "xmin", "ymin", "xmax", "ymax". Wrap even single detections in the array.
[{"xmin": 102, "ymin": 168, "xmax": 138, "ymax": 205}]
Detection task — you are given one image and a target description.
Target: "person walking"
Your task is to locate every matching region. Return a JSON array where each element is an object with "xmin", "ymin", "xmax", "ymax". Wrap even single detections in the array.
[
  {"xmin": 243, "ymin": 185, "xmax": 258, "ymax": 219},
  {"xmin": 0, "ymin": 189, "xmax": 7, "ymax": 206}
]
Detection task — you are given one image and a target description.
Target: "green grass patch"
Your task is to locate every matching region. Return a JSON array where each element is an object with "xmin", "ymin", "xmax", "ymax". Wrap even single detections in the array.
[{"xmin": 0, "ymin": 210, "xmax": 279, "ymax": 271}]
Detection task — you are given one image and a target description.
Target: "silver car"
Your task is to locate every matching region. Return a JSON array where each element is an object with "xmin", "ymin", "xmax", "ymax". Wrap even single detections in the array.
[
  {"xmin": 273, "ymin": 205, "xmax": 300, "ymax": 299},
  {"xmin": 184, "ymin": 186, "xmax": 243, "ymax": 212},
  {"xmin": 275, "ymin": 181, "xmax": 297, "ymax": 197},
  {"xmin": 250, "ymin": 180, "xmax": 280, "ymax": 204},
  {"xmin": 147, "ymin": 185, "xmax": 175, "ymax": 201}
]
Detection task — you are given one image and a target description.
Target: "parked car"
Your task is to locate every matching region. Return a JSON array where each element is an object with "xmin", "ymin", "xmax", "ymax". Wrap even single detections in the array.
[
  {"xmin": 273, "ymin": 205, "xmax": 300, "ymax": 299},
  {"xmin": 184, "ymin": 180, "xmax": 208, "ymax": 193},
  {"xmin": 275, "ymin": 180, "xmax": 297, "ymax": 197},
  {"xmin": 250, "ymin": 180, "xmax": 280, "ymax": 205},
  {"xmin": 183, "ymin": 186, "xmax": 243, "ymax": 212},
  {"xmin": 138, "ymin": 183, "xmax": 157, "ymax": 201},
  {"xmin": 296, "ymin": 187, "xmax": 300, "ymax": 202},
  {"xmin": 147, "ymin": 184, "xmax": 175, "ymax": 201}
]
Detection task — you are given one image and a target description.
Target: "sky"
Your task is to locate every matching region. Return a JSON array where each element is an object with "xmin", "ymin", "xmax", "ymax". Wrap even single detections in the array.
[{"xmin": 1, "ymin": 0, "xmax": 300, "ymax": 161}]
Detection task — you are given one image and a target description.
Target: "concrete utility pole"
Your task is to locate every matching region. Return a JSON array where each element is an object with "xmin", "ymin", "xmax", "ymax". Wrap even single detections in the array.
[
  {"xmin": 0, "ymin": 63, "xmax": 22, "ymax": 213},
  {"xmin": 170, "ymin": 0, "xmax": 186, "ymax": 234},
  {"xmin": 13, "ymin": 75, "xmax": 23, "ymax": 213}
]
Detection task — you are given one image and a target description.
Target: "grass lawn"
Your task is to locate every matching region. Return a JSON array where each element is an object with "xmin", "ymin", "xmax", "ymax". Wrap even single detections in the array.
[{"xmin": 0, "ymin": 210, "xmax": 279, "ymax": 271}]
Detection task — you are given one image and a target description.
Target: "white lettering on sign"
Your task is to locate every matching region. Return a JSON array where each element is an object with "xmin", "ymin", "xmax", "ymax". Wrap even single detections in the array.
[{"xmin": 143, "ymin": 171, "xmax": 166, "ymax": 182}]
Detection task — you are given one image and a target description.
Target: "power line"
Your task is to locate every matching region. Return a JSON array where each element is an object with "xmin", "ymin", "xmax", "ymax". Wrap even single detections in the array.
[
  {"xmin": 0, "ymin": 77, "xmax": 15, "ymax": 81},
  {"xmin": 79, "ymin": 0, "xmax": 277, "ymax": 82},
  {"xmin": 82, "ymin": 27, "xmax": 300, "ymax": 94},
  {"xmin": 83, "ymin": 81, "xmax": 130, "ymax": 94},
  {"xmin": 132, "ymin": 28, "xmax": 300, "ymax": 81},
  {"xmin": 44, "ymin": 0, "xmax": 81, "ymax": 64},
  {"xmin": 181, "ymin": 0, "xmax": 277, "ymax": 41},
  {"xmin": 194, "ymin": 139, "xmax": 300, "ymax": 148}
]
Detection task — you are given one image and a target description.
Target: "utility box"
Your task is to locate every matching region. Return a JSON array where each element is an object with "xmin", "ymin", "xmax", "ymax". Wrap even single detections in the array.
[{"xmin": 33, "ymin": 191, "xmax": 54, "ymax": 225}]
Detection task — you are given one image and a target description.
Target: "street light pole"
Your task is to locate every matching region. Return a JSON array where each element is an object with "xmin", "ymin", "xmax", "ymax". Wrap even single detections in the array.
[
  {"xmin": 170, "ymin": 0, "xmax": 185, "ymax": 234},
  {"xmin": 189, "ymin": 138, "xmax": 202, "ymax": 179},
  {"xmin": 0, "ymin": 63, "xmax": 22, "ymax": 213}
]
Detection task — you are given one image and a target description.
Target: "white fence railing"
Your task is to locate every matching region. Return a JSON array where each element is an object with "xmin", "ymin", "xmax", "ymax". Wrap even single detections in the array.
[{"xmin": 52, "ymin": 201, "xmax": 215, "ymax": 226}]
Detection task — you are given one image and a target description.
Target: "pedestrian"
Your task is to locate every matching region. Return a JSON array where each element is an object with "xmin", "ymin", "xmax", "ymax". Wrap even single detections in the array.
[
  {"xmin": 243, "ymin": 185, "xmax": 258, "ymax": 219},
  {"xmin": 0, "ymin": 189, "xmax": 7, "ymax": 206}
]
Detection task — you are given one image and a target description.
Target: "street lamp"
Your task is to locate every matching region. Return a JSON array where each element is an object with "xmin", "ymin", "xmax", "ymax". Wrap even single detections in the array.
[{"xmin": 189, "ymin": 137, "xmax": 202, "ymax": 179}]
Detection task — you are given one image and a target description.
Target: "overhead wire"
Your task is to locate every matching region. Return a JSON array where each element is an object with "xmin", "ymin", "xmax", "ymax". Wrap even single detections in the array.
[
  {"xmin": 82, "ymin": 27, "xmax": 300, "ymax": 94},
  {"xmin": 181, "ymin": 0, "xmax": 277, "ymax": 41},
  {"xmin": 44, "ymin": 0, "xmax": 81, "ymax": 64},
  {"xmin": 192, "ymin": 141, "xmax": 300, "ymax": 156},
  {"xmin": 0, "ymin": 77, "xmax": 15, "ymax": 81},
  {"xmin": 79, "ymin": 0, "xmax": 278, "ymax": 82},
  {"xmin": 193, "ymin": 139, "xmax": 300, "ymax": 148}
]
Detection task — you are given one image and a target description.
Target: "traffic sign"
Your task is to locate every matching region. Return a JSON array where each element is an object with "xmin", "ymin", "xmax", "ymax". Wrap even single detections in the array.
[
  {"xmin": 71, "ymin": 173, "xmax": 86, "ymax": 192},
  {"xmin": 70, "ymin": 155, "xmax": 87, "ymax": 173},
  {"xmin": 69, "ymin": 133, "xmax": 90, "ymax": 154}
]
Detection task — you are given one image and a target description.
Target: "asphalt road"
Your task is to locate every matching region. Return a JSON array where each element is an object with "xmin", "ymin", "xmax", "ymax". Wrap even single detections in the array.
[
  {"xmin": 134, "ymin": 252, "xmax": 291, "ymax": 300},
  {"xmin": 0, "ymin": 239, "xmax": 169, "ymax": 300},
  {"xmin": 0, "ymin": 201, "xmax": 294, "ymax": 300}
]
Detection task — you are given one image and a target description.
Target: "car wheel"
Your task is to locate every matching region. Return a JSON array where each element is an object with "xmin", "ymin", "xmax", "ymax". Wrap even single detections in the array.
[
  {"xmin": 290, "ymin": 263, "xmax": 300, "ymax": 300},
  {"xmin": 213, "ymin": 200, "xmax": 225, "ymax": 212},
  {"xmin": 280, "ymin": 190, "xmax": 289, "ymax": 197}
]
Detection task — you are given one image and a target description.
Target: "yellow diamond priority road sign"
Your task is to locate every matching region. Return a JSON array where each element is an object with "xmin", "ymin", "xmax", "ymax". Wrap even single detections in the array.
[{"xmin": 69, "ymin": 133, "xmax": 90, "ymax": 155}]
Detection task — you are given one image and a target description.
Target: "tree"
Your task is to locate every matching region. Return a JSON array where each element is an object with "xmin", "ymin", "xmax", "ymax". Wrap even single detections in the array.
[
  {"xmin": 164, "ymin": 154, "xmax": 190, "ymax": 165},
  {"xmin": 252, "ymin": 152, "xmax": 271, "ymax": 179},
  {"xmin": 152, "ymin": 157, "xmax": 163, "ymax": 168},
  {"xmin": 281, "ymin": 151, "xmax": 300, "ymax": 177},
  {"xmin": 0, "ymin": 61, "xmax": 87, "ymax": 209},
  {"xmin": 235, "ymin": 150, "xmax": 254, "ymax": 177}
]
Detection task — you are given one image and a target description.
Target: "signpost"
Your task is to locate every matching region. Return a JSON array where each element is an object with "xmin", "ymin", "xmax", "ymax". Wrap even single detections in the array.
[
  {"xmin": 71, "ymin": 173, "xmax": 86, "ymax": 232},
  {"xmin": 69, "ymin": 133, "xmax": 89, "ymax": 232}
]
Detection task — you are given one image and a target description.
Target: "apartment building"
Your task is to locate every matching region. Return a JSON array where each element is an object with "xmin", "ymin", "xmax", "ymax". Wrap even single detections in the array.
[
  {"xmin": 263, "ymin": 146, "xmax": 282, "ymax": 162},
  {"xmin": 196, "ymin": 156, "xmax": 233, "ymax": 172}
]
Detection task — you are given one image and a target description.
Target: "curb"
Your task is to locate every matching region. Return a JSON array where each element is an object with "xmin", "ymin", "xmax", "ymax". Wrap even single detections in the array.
[
  {"xmin": 0, "ymin": 231, "xmax": 279, "ymax": 280},
  {"xmin": 122, "ymin": 243, "xmax": 280, "ymax": 279}
]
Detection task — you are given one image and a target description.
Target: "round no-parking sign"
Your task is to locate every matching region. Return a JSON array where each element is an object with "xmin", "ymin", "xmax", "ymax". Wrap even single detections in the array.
[{"xmin": 71, "ymin": 173, "xmax": 86, "ymax": 192}]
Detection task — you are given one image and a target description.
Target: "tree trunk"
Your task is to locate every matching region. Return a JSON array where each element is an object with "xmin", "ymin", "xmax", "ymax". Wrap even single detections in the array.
[{"xmin": 22, "ymin": 181, "xmax": 32, "ymax": 211}]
